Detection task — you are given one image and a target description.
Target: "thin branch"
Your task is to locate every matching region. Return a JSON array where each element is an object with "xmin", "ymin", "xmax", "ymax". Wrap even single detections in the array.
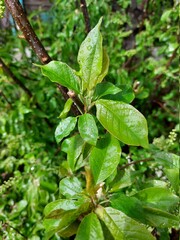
[
  {"xmin": 153, "ymin": 46, "xmax": 179, "ymax": 82},
  {"xmin": 0, "ymin": 58, "xmax": 32, "ymax": 97},
  {"xmin": 0, "ymin": 58, "xmax": 53, "ymax": 127},
  {"xmin": 80, "ymin": 0, "xmax": 91, "ymax": 33},
  {"xmin": 0, "ymin": 90, "xmax": 11, "ymax": 106},
  {"xmin": 119, "ymin": 158, "xmax": 153, "ymax": 170},
  {"xmin": 4, "ymin": 0, "xmax": 50, "ymax": 64},
  {"xmin": 2, "ymin": 222, "xmax": 27, "ymax": 239}
]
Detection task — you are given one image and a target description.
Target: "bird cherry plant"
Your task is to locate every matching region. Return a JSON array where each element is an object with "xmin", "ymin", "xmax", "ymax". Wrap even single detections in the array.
[{"xmin": 38, "ymin": 18, "xmax": 179, "ymax": 240}]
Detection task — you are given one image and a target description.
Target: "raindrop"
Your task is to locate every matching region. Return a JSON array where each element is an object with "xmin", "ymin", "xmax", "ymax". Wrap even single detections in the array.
[{"xmin": 87, "ymin": 45, "xmax": 92, "ymax": 51}]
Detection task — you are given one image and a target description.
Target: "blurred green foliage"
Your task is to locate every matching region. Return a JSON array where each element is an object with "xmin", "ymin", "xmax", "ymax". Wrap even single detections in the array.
[{"xmin": 0, "ymin": 0, "xmax": 179, "ymax": 239}]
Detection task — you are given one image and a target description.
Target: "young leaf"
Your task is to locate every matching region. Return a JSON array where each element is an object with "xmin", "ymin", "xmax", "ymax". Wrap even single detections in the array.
[
  {"xmin": 59, "ymin": 98, "xmax": 73, "ymax": 119},
  {"xmin": 55, "ymin": 117, "xmax": 77, "ymax": 144},
  {"xmin": 89, "ymin": 134, "xmax": 121, "ymax": 184},
  {"xmin": 78, "ymin": 18, "xmax": 103, "ymax": 91},
  {"xmin": 40, "ymin": 61, "xmax": 80, "ymax": 93},
  {"xmin": 96, "ymin": 48, "xmax": 109, "ymax": 84},
  {"xmin": 59, "ymin": 177, "xmax": 83, "ymax": 198},
  {"xmin": 95, "ymin": 206, "xmax": 155, "ymax": 240},
  {"xmin": 75, "ymin": 213, "xmax": 104, "ymax": 240},
  {"xmin": 78, "ymin": 114, "xmax": 98, "ymax": 146},
  {"xmin": 95, "ymin": 99, "xmax": 149, "ymax": 148},
  {"xmin": 61, "ymin": 134, "xmax": 84, "ymax": 171}
]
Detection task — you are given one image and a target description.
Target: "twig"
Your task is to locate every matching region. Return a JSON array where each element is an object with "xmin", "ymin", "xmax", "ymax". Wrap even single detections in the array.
[
  {"xmin": 0, "ymin": 90, "xmax": 11, "ymax": 106},
  {"xmin": 0, "ymin": 58, "xmax": 32, "ymax": 97},
  {"xmin": 4, "ymin": 0, "xmax": 82, "ymax": 116},
  {"xmin": 80, "ymin": 0, "xmax": 91, "ymax": 33},
  {"xmin": 0, "ymin": 58, "xmax": 53, "ymax": 126},
  {"xmin": 119, "ymin": 158, "xmax": 153, "ymax": 170},
  {"xmin": 2, "ymin": 222, "xmax": 27, "ymax": 239},
  {"xmin": 153, "ymin": 46, "xmax": 179, "ymax": 83}
]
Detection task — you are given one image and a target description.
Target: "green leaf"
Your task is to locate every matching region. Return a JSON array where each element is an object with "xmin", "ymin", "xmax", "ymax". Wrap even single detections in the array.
[
  {"xmin": 44, "ymin": 199, "xmax": 78, "ymax": 217},
  {"xmin": 103, "ymin": 85, "xmax": 135, "ymax": 103},
  {"xmin": 40, "ymin": 61, "xmax": 80, "ymax": 93},
  {"xmin": 96, "ymin": 206, "xmax": 155, "ymax": 240},
  {"xmin": 153, "ymin": 151, "xmax": 179, "ymax": 169},
  {"xmin": 55, "ymin": 117, "xmax": 77, "ymax": 144},
  {"xmin": 93, "ymin": 82, "xmax": 121, "ymax": 100},
  {"xmin": 96, "ymin": 48, "xmax": 109, "ymax": 84},
  {"xmin": 110, "ymin": 170, "xmax": 142, "ymax": 192},
  {"xmin": 61, "ymin": 134, "xmax": 84, "ymax": 171},
  {"xmin": 133, "ymin": 187, "xmax": 179, "ymax": 212},
  {"xmin": 59, "ymin": 98, "xmax": 73, "ymax": 119},
  {"xmin": 44, "ymin": 198, "xmax": 91, "ymax": 237},
  {"xmin": 75, "ymin": 213, "xmax": 104, "ymax": 240},
  {"xmin": 78, "ymin": 114, "xmax": 98, "ymax": 146},
  {"xmin": 78, "ymin": 18, "xmax": 103, "ymax": 91},
  {"xmin": 164, "ymin": 168, "xmax": 179, "ymax": 193},
  {"xmin": 143, "ymin": 206, "xmax": 179, "ymax": 228},
  {"xmin": 59, "ymin": 177, "xmax": 83, "ymax": 198},
  {"xmin": 110, "ymin": 193, "xmax": 146, "ymax": 223},
  {"xmin": 58, "ymin": 221, "xmax": 79, "ymax": 238},
  {"xmin": 95, "ymin": 99, "xmax": 149, "ymax": 148},
  {"xmin": 89, "ymin": 134, "xmax": 121, "ymax": 184}
]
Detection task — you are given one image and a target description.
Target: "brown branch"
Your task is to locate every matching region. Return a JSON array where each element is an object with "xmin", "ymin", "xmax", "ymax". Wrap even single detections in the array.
[
  {"xmin": 4, "ymin": 0, "xmax": 50, "ymax": 64},
  {"xmin": 0, "ymin": 58, "xmax": 32, "ymax": 97},
  {"xmin": 80, "ymin": 0, "xmax": 91, "ymax": 33},
  {"xmin": 4, "ymin": 0, "xmax": 82, "ymax": 116},
  {"xmin": 119, "ymin": 158, "xmax": 153, "ymax": 170}
]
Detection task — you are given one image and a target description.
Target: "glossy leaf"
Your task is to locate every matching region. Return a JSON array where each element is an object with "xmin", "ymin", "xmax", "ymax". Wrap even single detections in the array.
[
  {"xmin": 78, "ymin": 18, "xmax": 103, "ymax": 91},
  {"xmin": 104, "ymin": 86, "xmax": 135, "ymax": 103},
  {"xmin": 44, "ymin": 199, "xmax": 78, "ymax": 217},
  {"xmin": 59, "ymin": 98, "xmax": 73, "ymax": 119},
  {"xmin": 55, "ymin": 117, "xmax": 77, "ymax": 144},
  {"xmin": 95, "ymin": 99, "xmax": 149, "ymax": 148},
  {"xmin": 61, "ymin": 134, "xmax": 84, "ymax": 171},
  {"xmin": 78, "ymin": 114, "xmax": 98, "ymax": 146},
  {"xmin": 93, "ymin": 82, "xmax": 121, "ymax": 100},
  {"xmin": 133, "ymin": 187, "xmax": 179, "ymax": 212},
  {"xmin": 96, "ymin": 206, "xmax": 155, "ymax": 240},
  {"xmin": 59, "ymin": 177, "xmax": 83, "ymax": 198},
  {"xmin": 40, "ymin": 61, "xmax": 80, "ymax": 93},
  {"xmin": 75, "ymin": 213, "xmax": 104, "ymax": 240},
  {"xmin": 89, "ymin": 134, "xmax": 121, "ymax": 184}
]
